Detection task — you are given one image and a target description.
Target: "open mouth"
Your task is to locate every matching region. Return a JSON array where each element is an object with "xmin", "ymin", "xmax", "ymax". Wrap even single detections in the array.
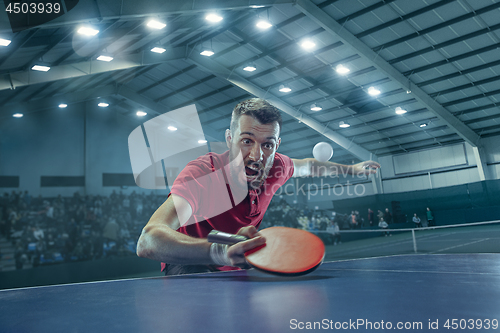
[{"xmin": 245, "ymin": 166, "xmax": 260, "ymax": 178}]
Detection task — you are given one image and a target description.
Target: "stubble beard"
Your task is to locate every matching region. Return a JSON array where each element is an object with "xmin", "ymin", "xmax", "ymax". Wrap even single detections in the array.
[{"xmin": 228, "ymin": 147, "xmax": 273, "ymax": 191}]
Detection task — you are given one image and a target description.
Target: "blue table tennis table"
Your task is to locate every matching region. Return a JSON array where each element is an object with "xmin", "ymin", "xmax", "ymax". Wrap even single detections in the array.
[{"xmin": 1, "ymin": 254, "xmax": 499, "ymax": 332}]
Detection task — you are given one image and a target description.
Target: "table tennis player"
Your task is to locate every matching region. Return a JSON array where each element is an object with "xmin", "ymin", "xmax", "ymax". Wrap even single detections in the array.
[{"xmin": 136, "ymin": 98, "xmax": 380, "ymax": 275}]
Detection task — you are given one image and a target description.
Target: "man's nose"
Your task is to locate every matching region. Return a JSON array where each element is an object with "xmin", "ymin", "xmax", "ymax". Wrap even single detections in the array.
[{"xmin": 248, "ymin": 143, "xmax": 263, "ymax": 162}]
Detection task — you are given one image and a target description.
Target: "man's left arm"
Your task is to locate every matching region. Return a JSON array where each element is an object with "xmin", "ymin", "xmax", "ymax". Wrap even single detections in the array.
[{"xmin": 291, "ymin": 158, "xmax": 380, "ymax": 178}]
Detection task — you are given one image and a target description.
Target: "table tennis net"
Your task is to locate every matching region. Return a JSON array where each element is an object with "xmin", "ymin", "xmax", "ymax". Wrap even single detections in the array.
[{"xmin": 318, "ymin": 220, "xmax": 500, "ymax": 261}]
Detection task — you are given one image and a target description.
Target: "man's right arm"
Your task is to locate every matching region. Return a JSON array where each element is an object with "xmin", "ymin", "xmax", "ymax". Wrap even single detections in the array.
[{"xmin": 136, "ymin": 194, "xmax": 265, "ymax": 266}]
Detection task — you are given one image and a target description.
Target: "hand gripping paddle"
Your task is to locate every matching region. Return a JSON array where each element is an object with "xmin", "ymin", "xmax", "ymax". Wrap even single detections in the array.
[{"xmin": 208, "ymin": 227, "xmax": 325, "ymax": 276}]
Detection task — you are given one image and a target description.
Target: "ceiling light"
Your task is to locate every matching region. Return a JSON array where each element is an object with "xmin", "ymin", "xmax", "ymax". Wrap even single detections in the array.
[
  {"xmin": 368, "ymin": 86, "xmax": 380, "ymax": 96},
  {"xmin": 0, "ymin": 38, "xmax": 11, "ymax": 46},
  {"xmin": 419, "ymin": 123, "xmax": 428, "ymax": 128},
  {"xmin": 256, "ymin": 20, "xmax": 272, "ymax": 29},
  {"xmin": 395, "ymin": 107, "xmax": 407, "ymax": 115},
  {"xmin": 301, "ymin": 39, "xmax": 316, "ymax": 50},
  {"xmin": 98, "ymin": 102, "xmax": 109, "ymax": 107},
  {"xmin": 151, "ymin": 46, "xmax": 166, "ymax": 53},
  {"xmin": 310, "ymin": 103, "xmax": 322, "ymax": 111},
  {"xmin": 136, "ymin": 111, "xmax": 147, "ymax": 117},
  {"xmin": 59, "ymin": 104, "xmax": 68, "ymax": 108},
  {"xmin": 13, "ymin": 113, "xmax": 23, "ymax": 118},
  {"xmin": 336, "ymin": 64, "xmax": 350, "ymax": 74},
  {"xmin": 200, "ymin": 49, "xmax": 214, "ymax": 56},
  {"xmin": 205, "ymin": 13, "xmax": 223, "ymax": 23},
  {"xmin": 250, "ymin": 5, "xmax": 265, "ymax": 8},
  {"xmin": 198, "ymin": 139, "xmax": 207, "ymax": 144},
  {"xmin": 339, "ymin": 121, "xmax": 350, "ymax": 128},
  {"xmin": 279, "ymin": 85, "xmax": 291, "ymax": 93},
  {"xmin": 77, "ymin": 27, "xmax": 99, "ymax": 36},
  {"xmin": 243, "ymin": 63, "xmax": 256, "ymax": 72},
  {"xmin": 31, "ymin": 65, "xmax": 50, "ymax": 72},
  {"xmin": 97, "ymin": 55, "xmax": 113, "ymax": 62},
  {"xmin": 168, "ymin": 126, "xmax": 177, "ymax": 131},
  {"xmin": 147, "ymin": 20, "xmax": 166, "ymax": 30}
]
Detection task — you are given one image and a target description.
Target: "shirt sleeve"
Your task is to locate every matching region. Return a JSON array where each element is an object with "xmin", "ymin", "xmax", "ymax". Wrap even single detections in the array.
[
  {"xmin": 169, "ymin": 159, "xmax": 212, "ymax": 214},
  {"xmin": 273, "ymin": 152, "xmax": 294, "ymax": 184}
]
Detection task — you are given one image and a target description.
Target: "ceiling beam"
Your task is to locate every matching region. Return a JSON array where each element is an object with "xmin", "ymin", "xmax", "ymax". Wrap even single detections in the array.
[
  {"xmin": 116, "ymin": 85, "xmax": 225, "ymax": 142},
  {"xmin": 294, "ymin": 0, "xmax": 482, "ymax": 148},
  {"xmin": 116, "ymin": 85, "xmax": 166, "ymax": 116},
  {"xmin": 188, "ymin": 52, "xmax": 375, "ymax": 162},
  {"xmin": 0, "ymin": 84, "xmax": 118, "ymax": 116},
  {"xmin": 0, "ymin": 46, "xmax": 186, "ymax": 91}
]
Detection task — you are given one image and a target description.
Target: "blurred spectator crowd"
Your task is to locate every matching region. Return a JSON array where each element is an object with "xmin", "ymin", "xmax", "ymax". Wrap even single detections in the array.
[
  {"xmin": 261, "ymin": 200, "xmax": 412, "ymax": 244},
  {"xmin": 0, "ymin": 190, "xmax": 165, "ymax": 270},
  {"xmin": 262, "ymin": 200, "xmax": 397, "ymax": 231},
  {"xmin": 1, "ymin": 190, "xmax": 430, "ymax": 270}
]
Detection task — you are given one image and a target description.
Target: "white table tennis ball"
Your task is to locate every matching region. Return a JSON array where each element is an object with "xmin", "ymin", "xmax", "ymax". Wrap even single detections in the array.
[{"xmin": 313, "ymin": 142, "xmax": 334, "ymax": 162}]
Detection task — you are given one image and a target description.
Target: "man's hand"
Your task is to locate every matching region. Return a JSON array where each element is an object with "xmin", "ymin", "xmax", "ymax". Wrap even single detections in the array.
[
  {"xmin": 352, "ymin": 160, "xmax": 380, "ymax": 175},
  {"xmin": 226, "ymin": 226, "xmax": 266, "ymax": 267}
]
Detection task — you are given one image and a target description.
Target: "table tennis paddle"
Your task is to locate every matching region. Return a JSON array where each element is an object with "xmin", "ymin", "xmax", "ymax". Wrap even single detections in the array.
[{"xmin": 208, "ymin": 226, "xmax": 325, "ymax": 276}]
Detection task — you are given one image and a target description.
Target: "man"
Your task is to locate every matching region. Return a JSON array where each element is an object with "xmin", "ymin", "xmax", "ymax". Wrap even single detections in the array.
[
  {"xmin": 412, "ymin": 213, "xmax": 422, "ymax": 228},
  {"xmin": 137, "ymin": 98, "xmax": 380, "ymax": 275},
  {"xmin": 384, "ymin": 207, "xmax": 392, "ymax": 224},
  {"xmin": 426, "ymin": 207, "xmax": 434, "ymax": 226},
  {"xmin": 349, "ymin": 211, "xmax": 357, "ymax": 229},
  {"xmin": 368, "ymin": 208, "xmax": 374, "ymax": 226}
]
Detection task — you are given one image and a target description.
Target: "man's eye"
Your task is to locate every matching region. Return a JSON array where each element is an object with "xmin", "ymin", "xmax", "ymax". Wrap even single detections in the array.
[
  {"xmin": 242, "ymin": 139, "xmax": 252, "ymax": 144},
  {"xmin": 264, "ymin": 143, "xmax": 274, "ymax": 149}
]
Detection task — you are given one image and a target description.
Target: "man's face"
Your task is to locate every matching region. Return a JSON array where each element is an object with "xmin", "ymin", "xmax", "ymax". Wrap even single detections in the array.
[{"xmin": 226, "ymin": 115, "xmax": 281, "ymax": 190}]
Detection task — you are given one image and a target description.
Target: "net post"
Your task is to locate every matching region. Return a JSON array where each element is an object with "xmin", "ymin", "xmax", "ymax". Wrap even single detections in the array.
[{"xmin": 412, "ymin": 229, "xmax": 417, "ymax": 253}]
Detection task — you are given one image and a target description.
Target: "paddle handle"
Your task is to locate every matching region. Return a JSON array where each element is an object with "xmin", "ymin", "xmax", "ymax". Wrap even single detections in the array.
[{"xmin": 207, "ymin": 230, "xmax": 248, "ymax": 245}]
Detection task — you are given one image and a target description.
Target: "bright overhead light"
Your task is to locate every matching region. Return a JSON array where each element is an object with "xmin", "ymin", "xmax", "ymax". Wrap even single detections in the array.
[
  {"xmin": 250, "ymin": 5, "xmax": 265, "ymax": 8},
  {"xmin": 31, "ymin": 65, "xmax": 50, "ymax": 72},
  {"xmin": 336, "ymin": 64, "xmax": 350, "ymax": 74},
  {"xmin": 301, "ymin": 39, "xmax": 316, "ymax": 50},
  {"xmin": 206, "ymin": 13, "xmax": 223, "ymax": 23},
  {"xmin": 59, "ymin": 104, "xmax": 68, "ymax": 108},
  {"xmin": 136, "ymin": 111, "xmax": 147, "ymax": 117},
  {"xmin": 310, "ymin": 103, "xmax": 322, "ymax": 111},
  {"xmin": 168, "ymin": 125, "xmax": 177, "ymax": 131},
  {"xmin": 13, "ymin": 113, "xmax": 23, "ymax": 118},
  {"xmin": 419, "ymin": 123, "xmax": 428, "ymax": 128},
  {"xmin": 98, "ymin": 102, "xmax": 109, "ymax": 107},
  {"xmin": 395, "ymin": 107, "xmax": 407, "ymax": 115},
  {"xmin": 339, "ymin": 121, "xmax": 350, "ymax": 128},
  {"xmin": 97, "ymin": 55, "xmax": 113, "ymax": 62},
  {"xmin": 151, "ymin": 46, "xmax": 166, "ymax": 54},
  {"xmin": 279, "ymin": 84, "xmax": 291, "ymax": 93},
  {"xmin": 256, "ymin": 20, "xmax": 272, "ymax": 29},
  {"xmin": 0, "ymin": 38, "xmax": 11, "ymax": 46},
  {"xmin": 368, "ymin": 86, "xmax": 381, "ymax": 96},
  {"xmin": 200, "ymin": 49, "xmax": 214, "ymax": 56},
  {"xmin": 243, "ymin": 63, "xmax": 256, "ymax": 72},
  {"xmin": 77, "ymin": 26, "xmax": 99, "ymax": 36},
  {"xmin": 147, "ymin": 20, "xmax": 166, "ymax": 30},
  {"xmin": 198, "ymin": 139, "xmax": 207, "ymax": 144}
]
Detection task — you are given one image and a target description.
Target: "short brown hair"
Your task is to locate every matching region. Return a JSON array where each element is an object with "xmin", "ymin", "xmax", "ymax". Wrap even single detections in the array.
[{"xmin": 230, "ymin": 98, "xmax": 282, "ymax": 134}]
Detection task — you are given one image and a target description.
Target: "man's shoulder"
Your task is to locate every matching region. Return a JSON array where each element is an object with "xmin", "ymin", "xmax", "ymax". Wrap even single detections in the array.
[
  {"xmin": 273, "ymin": 152, "xmax": 293, "ymax": 168},
  {"xmin": 184, "ymin": 151, "xmax": 229, "ymax": 171},
  {"xmin": 269, "ymin": 152, "xmax": 294, "ymax": 180}
]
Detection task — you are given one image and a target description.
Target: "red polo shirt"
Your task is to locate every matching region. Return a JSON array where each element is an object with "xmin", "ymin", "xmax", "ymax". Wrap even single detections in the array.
[{"xmin": 161, "ymin": 150, "xmax": 294, "ymax": 271}]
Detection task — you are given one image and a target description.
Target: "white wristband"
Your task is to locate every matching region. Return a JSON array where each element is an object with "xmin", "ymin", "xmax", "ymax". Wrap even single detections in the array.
[{"xmin": 209, "ymin": 243, "xmax": 232, "ymax": 266}]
